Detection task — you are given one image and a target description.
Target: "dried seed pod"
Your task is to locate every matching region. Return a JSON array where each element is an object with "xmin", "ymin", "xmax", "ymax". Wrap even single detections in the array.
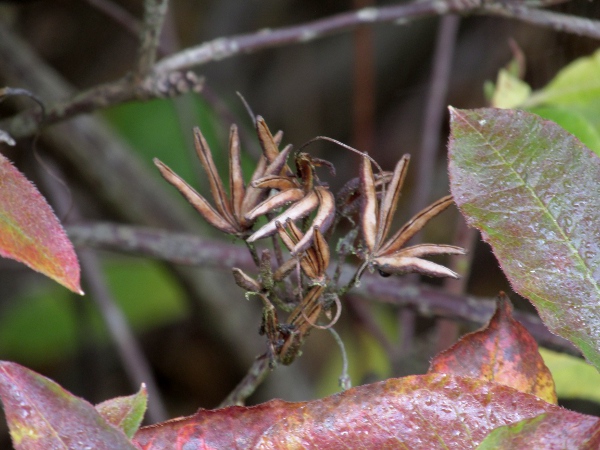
[
  {"xmin": 154, "ymin": 159, "xmax": 238, "ymax": 234},
  {"xmin": 359, "ymin": 155, "xmax": 378, "ymax": 252},
  {"xmin": 251, "ymin": 175, "xmax": 299, "ymax": 191},
  {"xmin": 376, "ymin": 155, "xmax": 410, "ymax": 246},
  {"xmin": 245, "ymin": 188, "xmax": 305, "ymax": 221},
  {"xmin": 232, "ymin": 268, "xmax": 262, "ymax": 292},
  {"xmin": 373, "ymin": 255, "xmax": 459, "ymax": 279},
  {"xmin": 193, "ymin": 127, "xmax": 236, "ymax": 224},
  {"xmin": 228, "ymin": 124, "xmax": 246, "ymax": 223},
  {"xmin": 379, "ymin": 195, "xmax": 454, "ymax": 255},
  {"xmin": 247, "ymin": 190, "xmax": 320, "ymax": 242},
  {"xmin": 292, "ymin": 187, "xmax": 335, "ymax": 255}
]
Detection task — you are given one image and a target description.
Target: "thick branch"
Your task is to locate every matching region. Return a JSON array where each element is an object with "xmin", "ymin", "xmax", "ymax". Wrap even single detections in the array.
[{"xmin": 67, "ymin": 223, "xmax": 580, "ymax": 356}]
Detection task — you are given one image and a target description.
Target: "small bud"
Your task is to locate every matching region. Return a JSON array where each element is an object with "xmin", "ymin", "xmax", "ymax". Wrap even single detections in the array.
[{"xmin": 232, "ymin": 268, "xmax": 262, "ymax": 292}]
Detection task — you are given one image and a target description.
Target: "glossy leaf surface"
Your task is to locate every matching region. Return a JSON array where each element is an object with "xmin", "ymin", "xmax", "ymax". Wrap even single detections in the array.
[
  {"xmin": 0, "ymin": 361, "xmax": 136, "ymax": 450},
  {"xmin": 134, "ymin": 373, "xmax": 559, "ymax": 449},
  {"xmin": 448, "ymin": 108, "xmax": 600, "ymax": 370},
  {"xmin": 476, "ymin": 411, "xmax": 600, "ymax": 449},
  {"xmin": 429, "ymin": 294, "xmax": 556, "ymax": 403},
  {"xmin": 96, "ymin": 384, "xmax": 148, "ymax": 438},
  {"xmin": 0, "ymin": 153, "xmax": 81, "ymax": 293}
]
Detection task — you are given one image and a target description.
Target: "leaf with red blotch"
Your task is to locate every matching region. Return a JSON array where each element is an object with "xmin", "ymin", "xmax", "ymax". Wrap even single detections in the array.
[
  {"xmin": 0, "ymin": 153, "xmax": 82, "ymax": 293},
  {"xmin": 476, "ymin": 410, "xmax": 600, "ymax": 449},
  {"xmin": 429, "ymin": 292, "xmax": 557, "ymax": 404},
  {"xmin": 448, "ymin": 107, "xmax": 600, "ymax": 370},
  {"xmin": 95, "ymin": 384, "xmax": 148, "ymax": 439},
  {"xmin": 0, "ymin": 361, "xmax": 136, "ymax": 450},
  {"xmin": 133, "ymin": 373, "xmax": 563, "ymax": 450}
]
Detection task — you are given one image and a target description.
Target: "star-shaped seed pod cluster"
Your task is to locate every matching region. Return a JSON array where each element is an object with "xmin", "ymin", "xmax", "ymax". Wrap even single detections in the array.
[
  {"xmin": 154, "ymin": 117, "xmax": 335, "ymax": 254},
  {"xmin": 359, "ymin": 154, "xmax": 465, "ymax": 278},
  {"xmin": 153, "ymin": 117, "xmax": 464, "ymax": 367}
]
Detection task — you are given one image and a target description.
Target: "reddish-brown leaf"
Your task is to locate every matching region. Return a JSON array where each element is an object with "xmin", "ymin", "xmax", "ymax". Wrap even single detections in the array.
[
  {"xmin": 133, "ymin": 373, "xmax": 560, "ymax": 449},
  {"xmin": 429, "ymin": 293, "xmax": 557, "ymax": 404},
  {"xmin": 0, "ymin": 153, "xmax": 81, "ymax": 293},
  {"xmin": 0, "ymin": 361, "xmax": 136, "ymax": 450},
  {"xmin": 477, "ymin": 410, "xmax": 600, "ymax": 449}
]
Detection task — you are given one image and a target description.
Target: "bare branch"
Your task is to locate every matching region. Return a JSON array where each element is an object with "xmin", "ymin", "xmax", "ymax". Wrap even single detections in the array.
[
  {"xmin": 67, "ymin": 223, "xmax": 580, "ymax": 356},
  {"xmin": 138, "ymin": 0, "xmax": 170, "ymax": 76},
  {"xmin": 2, "ymin": 1, "xmax": 598, "ymax": 140},
  {"xmin": 479, "ymin": 2, "xmax": 600, "ymax": 39},
  {"xmin": 154, "ymin": 0, "xmax": 600, "ymax": 74}
]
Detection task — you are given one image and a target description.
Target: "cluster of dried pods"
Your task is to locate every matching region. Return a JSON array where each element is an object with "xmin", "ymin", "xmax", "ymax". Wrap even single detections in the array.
[{"xmin": 154, "ymin": 117, "xmax": 464, "ymax": 366}]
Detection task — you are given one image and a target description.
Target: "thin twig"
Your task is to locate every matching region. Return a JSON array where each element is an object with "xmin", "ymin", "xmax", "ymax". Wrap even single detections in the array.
[
  {"xmin": 412, "ymin": 14, "xmax": 460, "ymax": 215},
  {"xmin": 328, "ymin": 328, "xmax": 351, "ymax": 390},
  {"xmin": 3, "ymin": 1, "xmax": 599, "ymax": 140},
  {"xmin": 154, "ymin": 0, "xmax": 600, "ymax": 74},
  {"xmin": 352, "ymin": 0, "xmax": 376, "ymax": 154},
  {"xmin": 219, "ymin": 353, "xmax": 271, "ymax": 407},
  {"xmin": 434, "ymin": 219, "xmax": 478, "ymax": 353},
  {"xmin": 78, "ymin": 249, "xmax": 169, "ymax": 422},
  {"xmin": 478, "ymin": 2, "xmax": 600, "ymax": 39},
  {"xmin": 36, "ymin": 161, "xmax": 168, "ymax": 424},
  {"xmin": 66, "ymin": 223, "xmax": 580, "ymax": 356},
  {"xmin": 137, "ymin": 0, "xmax": 170, "ymax": 76},
  {"xmin": 398, "ymin": 14, "xmax": 460, "ymax": 363},
  {"xmin": 84, "ymin": 0, "xmax": 142, "ymax": 38}
]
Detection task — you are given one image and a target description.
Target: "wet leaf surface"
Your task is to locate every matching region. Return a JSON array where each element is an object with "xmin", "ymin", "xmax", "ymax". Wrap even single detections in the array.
[
  {"xmin": 95, "ymin": 384, "xmax": 148, "ymax": 438},
  {"xmin": 133, "ymin": 373, "xmax": 559, "ymax": 450},
  {"xmin": 429, "ymin": 293, "xmax": 557, "ymax": 404},
  {"xmin": 0, "ymin": 361, "xmax": 136, "ymax": 450},
  {"xmin": 448, "ymin": 108, "xmax": 600, "ymax": 370},
  {"xmin": 476, "ymin": 410, "xmax": 600, "ymax": 449},
  {"xmin": 0, "ymin": 153, "xmax": 81, "ymax": 293}
]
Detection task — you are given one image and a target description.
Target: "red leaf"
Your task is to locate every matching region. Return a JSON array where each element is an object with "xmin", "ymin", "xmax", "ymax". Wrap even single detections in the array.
[
  {"xmin": 0, "ymin": 361, "xmax": 136, "ymax": 450},
  {"xmin": 429, "ymin": 293, "xmax": 557, "ymax": 404},
  {"xmin": 0, "ymin": 153, "xmax": 81, "ymax": 293},
  {"xmin": 133, "ymin": 373, "xmax": 560, "ymax": 449}
]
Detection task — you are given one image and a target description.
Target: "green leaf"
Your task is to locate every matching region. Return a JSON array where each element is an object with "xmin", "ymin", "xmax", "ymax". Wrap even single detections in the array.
[
  {"xmin": 490, "ymin": 69, "xmax": 531, "ymax": 109},
  {"xmin": 0, "ymin": 153, "xmax": 81, "ymax": 294},
  {"xmin": 448, "ymin": 107, "xmax": 600, "ymax": 371},
  {"xmin": 525, "ymin": 49, "xmax": 600, "ymax": 108},
  {"xmin": 476, "ymin": 411, "xmax": 600, "ymax": 449},
  {"xmin": 0, "ymin": 361, "xmax": 136, "ymax": 449},
  {"xmin": 540, "ymin": 348, "xmax": 600, "ymax": 404},
  {"xmin": 95, "ymin": 385, "xmax": 147, "ymax": 438}
]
